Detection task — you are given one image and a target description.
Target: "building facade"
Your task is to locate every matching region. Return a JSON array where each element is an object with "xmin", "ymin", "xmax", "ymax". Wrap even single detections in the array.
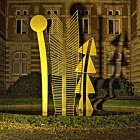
[
  {"xmin": 0, "ymin": 0, "xmax": 6, "ymax": 94},
  {"xmin": 131, "ymin": 0, "xmax": 140, "ymax": 96},
  {"xmin": 0, "ymin": 0, "xmax": 139, "ymax": 96}
]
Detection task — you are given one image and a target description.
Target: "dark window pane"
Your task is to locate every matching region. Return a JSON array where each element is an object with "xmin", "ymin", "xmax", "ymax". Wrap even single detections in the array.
[
  {"xmin": 47, "ymin": 10, "xmax": 50, "ymax": 15},
  {"xmin": 47, "ymin": 19, "xmax": 52, "ymax": 34},
  {"xmin": 85, "ymin": 10, "xmax": 88, "ymax": 15},
  {"xmin": 23, "ymin": 10, "xmax": 27, "ymax": 15},
  {"xmin": 84, "ymin": 19, "xmax": 88, "ymax": 34},
  {"xmin": 109, "ymin": 11, "xmax": 113, "ymax": 15},
  {"xmin": 109, "ymin": 20, "xmax": 113, "ymax": 34},
  {"xmin": 16, "ymin": 11, "xmax": 20, "ymax": 15},
  {"xmin": 22, "ymin": 20, "xmax": 27, "ymax": 34},
  {"xmin": 54, "ymin": 10, "xmax": 57, "ymax": 15},
  {"xmin": 17, "ymin": 20, "xmax": 21, "ymax": 34},
  {"xmin": 115, "ymin": 11, "xmax": 119, "ymax": 15}
]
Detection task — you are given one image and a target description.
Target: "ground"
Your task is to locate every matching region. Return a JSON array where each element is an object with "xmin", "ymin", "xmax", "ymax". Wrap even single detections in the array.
[
  {"xmin": 0, "ymin": 123, "xmax": 139, "ymax": 140},
  {"xmin": 0, "ymin": 97, "xmax": 139, "ymax": 139}
]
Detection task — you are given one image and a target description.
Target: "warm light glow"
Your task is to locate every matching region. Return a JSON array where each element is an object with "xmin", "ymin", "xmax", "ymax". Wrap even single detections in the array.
[{"xmin": 30, "ymin": 15, "xmax": 48, "ymax": 116}]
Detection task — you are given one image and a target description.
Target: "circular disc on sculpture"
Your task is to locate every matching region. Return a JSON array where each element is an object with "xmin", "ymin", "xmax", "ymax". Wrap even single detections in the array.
[{"xmin": 30, "ymin": 15, "xmax": 47, "ymax": 32}]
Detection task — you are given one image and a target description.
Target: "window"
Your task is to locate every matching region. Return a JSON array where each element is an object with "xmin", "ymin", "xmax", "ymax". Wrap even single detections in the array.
[
  {"xmin": 23, "ymin": 10, "xmax": 27, "ymax": 15},
  {"xmin": 115, "ymin": 53, "xmax": 121, "ymax": 75},
  {"xmin": 115, "ymin": 10, "xmax": 120, "ymax": 15},
  {"xmin": 83, "ymin": 19, "xmax": 89, "ymax": 34},
  {"xmin": 109, "ymin": 10, "xmax": 113, "ymax": 15},
  {"xmin": 16, "ymin": 10, "xmax": 20, "ymax": 15},
  {"xmin": 54, "ymin": 10, "xmax": 58, "ymax": 15},
  {"xmin": 47, "ymin": 19, "xmax": 52, "ymax": 34},
  {"xmin": 85, "ymin": 10, "xmax": 89, "ymax": 15},
  {"xmin": 109, "ymin": 19, "xmax": 120, "ymax": 34},
  {"xmin": 13, "ymin": 52, "xmax": 28, "ymax": 75},
  {"xmin": 47, "ymin": 10, "xmax": 50, "ymax": 15},
  {"xmin": 107, "ymin": 52, "xmax": 114, "ymax": 75},
  {"xmin": 107, "ymin": 52, "xmax": 121, "ymax": 76},
  {"xmin": 16, "ymin": 19, "xmax": 27, "ymax": 34}
]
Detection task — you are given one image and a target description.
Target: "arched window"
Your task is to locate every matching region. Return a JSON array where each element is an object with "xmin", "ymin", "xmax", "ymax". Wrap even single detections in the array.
[
  {"xmin": 109, "ymin": 10, "xmax": 113, "ymax": 15},
  {"xmin": 16, "ymin": 10, "xmax": 20, "ymax": 15},
  {"xmin": 115, "ymin": 10, "xmax": 120, "ymax": 16},
  {"xmin": 47, "ymin": 10, "xmax": 50, "ymax": 15},
  {"xmin": 54, "ymin": 10, "xmax": 58, "ymax": 15},
  {"xmin": 13, "ymin": 52, "xmax": 27, "ymax": 75},
  {"xmin": 23, "ymin": 10, "xmax": 27, "ymax": 15}
]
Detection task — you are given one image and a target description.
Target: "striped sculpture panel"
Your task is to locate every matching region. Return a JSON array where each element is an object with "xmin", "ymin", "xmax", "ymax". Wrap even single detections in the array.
[{"xmin": 49, "ymin": 11, "xmax": 79, "ymax": 116}]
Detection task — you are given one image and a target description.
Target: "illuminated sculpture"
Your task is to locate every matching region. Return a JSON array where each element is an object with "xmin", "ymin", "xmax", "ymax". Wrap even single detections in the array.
[
  {"xmin": 49, "ymin": 11, "xmax": 79, "ymax": 116},
  {"xmin": 30, "ymin": 11, "xmax": 96, "ymax": 116},
  {"xmin": 75, "ymin": 38, "xmax": 97, "ymax": 116},
  {"xmin": 30, "ymin": 15, "xmax": 48, "ymax": 116}
]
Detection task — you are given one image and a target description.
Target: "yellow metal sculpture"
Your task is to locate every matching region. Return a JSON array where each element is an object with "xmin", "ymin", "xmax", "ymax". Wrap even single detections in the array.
[
  {"xmin": 75, "ymin": 37, "xmax": 97, "ymax": 116},
  {"xmin": 30, "ymin": 15, "xmax": 48, "ymax": 116},
  {"xmin": 49, "ymin": 11, "xmax": 79, "ymax": 116},
  {"xmin": 30, "ymin": 11, "xmax": 96, "ymax": 117}
]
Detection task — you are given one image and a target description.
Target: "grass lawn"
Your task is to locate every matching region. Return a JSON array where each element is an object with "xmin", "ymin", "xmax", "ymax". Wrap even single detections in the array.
[
  {"xmin": 103, "ymin": 100, "xmax": 140, "ymax": 107},
  {"xmin": 0, "ymin": 122, "xmax": 139, "ymax": 139},
  {"xmin": 0, "ymin": 98, "xmax": 139, "ymax": 107},
  {"xmin": 0, "ymin": 113, "xmax": 139, "ymax": 139}
]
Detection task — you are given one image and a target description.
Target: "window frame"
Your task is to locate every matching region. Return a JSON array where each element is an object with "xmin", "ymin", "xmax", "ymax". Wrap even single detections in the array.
[
  {"xmin": 46, "ymin": 18, "xmax": 52, "ymax": 34},
  {"xmin": 16, "ymin": 19, "xmax": 27, "ymax": 34},
  {"xmin": 16, "ymin": 10, "xmax": 21, "ymax": 15},
  {"xmin": 115, "ymin": 10, "xmax": 120, "ymax": 16},
  {"xmin": 23, "ymin": 10, "xmax": 27, "ymax": 15},
  {"xmin": 85, "ymin": 10, "xmax": 89, "ymax": 15},
  {"xmin": 82, "ymin": 18, "xmax": 89, "ymax": 34},
  {"xmin": 108, "ymin": 19, "xmax": 120, "ymax": 35},
  {"xmin": 13, "ymin": 52, "xmax": 28, "ymax": 75},
  {"xmin": 108, "ymin": 10, "xmax": 113, "ymax": 15},
  {"xmin": 54, "ymin": 10, "xmax": 58, "ymax": 15}
]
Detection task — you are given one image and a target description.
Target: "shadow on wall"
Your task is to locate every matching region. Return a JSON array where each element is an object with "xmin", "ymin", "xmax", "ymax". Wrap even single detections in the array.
[
  {"xmin": 90, "ymin": 32, "xmax": 134, "ymax": 111},
  {"xmin": 70, "ymin": 3, "xmax": 86, "ymax": 46}
]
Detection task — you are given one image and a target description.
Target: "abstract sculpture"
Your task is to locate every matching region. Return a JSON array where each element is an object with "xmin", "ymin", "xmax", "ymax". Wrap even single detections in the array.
[
  {"xmin": 30, "ymin": 11, "xmax": 96, "ymax": 116},
  {"xmin": 75, "ymin": 38, "xmax": 97, "ymax": 116},
  {"xmin": 30, "ymin": 15, "xmax": 48, "ymax": 116},
  {"xmin": 49, "ymin": 11, "xmax": 79, "ymax": 116}
]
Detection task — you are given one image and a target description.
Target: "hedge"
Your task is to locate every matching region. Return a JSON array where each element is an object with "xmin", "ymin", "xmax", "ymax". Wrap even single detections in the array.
[{"xmin": 0, "ymin": 113, "xmax": 139, "ymax": 128}]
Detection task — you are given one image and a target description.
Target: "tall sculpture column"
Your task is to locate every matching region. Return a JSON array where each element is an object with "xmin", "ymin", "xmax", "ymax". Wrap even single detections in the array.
[{"xmin": 30, "ymin": 15, "xmax": 48, "ymax": 116}]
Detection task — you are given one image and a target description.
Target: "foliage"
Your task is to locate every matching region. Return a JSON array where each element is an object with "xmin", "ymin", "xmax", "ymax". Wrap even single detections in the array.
[
  {"xmin": 91, "ymin": 77, "xmax": 134, "ymax": 97},
  {"xmin": 0, "ymin": 113, "xmax": 139, "ymax": 128},
  {"xmin": 7, "ymin": 72, "xmax": 52, "ymax": 98}
]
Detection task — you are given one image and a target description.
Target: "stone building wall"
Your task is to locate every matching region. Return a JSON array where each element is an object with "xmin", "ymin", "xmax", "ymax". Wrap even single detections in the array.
[
  {"xmin": 5, "ymin": 0, "xmax": 131, "ymax": 93},
  {"xmin": 131, "ymin": 0, "xmax": 140, "ymax": 96},
  {"xmin": 0, "ymin": 0, "xmax": 6, "ymax": 94}
]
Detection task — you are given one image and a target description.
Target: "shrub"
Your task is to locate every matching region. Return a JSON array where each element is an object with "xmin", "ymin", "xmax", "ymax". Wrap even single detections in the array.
[
  {"xmin": 91, "ymin": 77, "xmax": 134, "ymax": 97},
  {"xmin": 0, "ymin": 113, "xmax": 139, "ymax": 128},
  {"xmin": 7, "ymin": 72, "xmax": 52, "ymax": 98}
]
